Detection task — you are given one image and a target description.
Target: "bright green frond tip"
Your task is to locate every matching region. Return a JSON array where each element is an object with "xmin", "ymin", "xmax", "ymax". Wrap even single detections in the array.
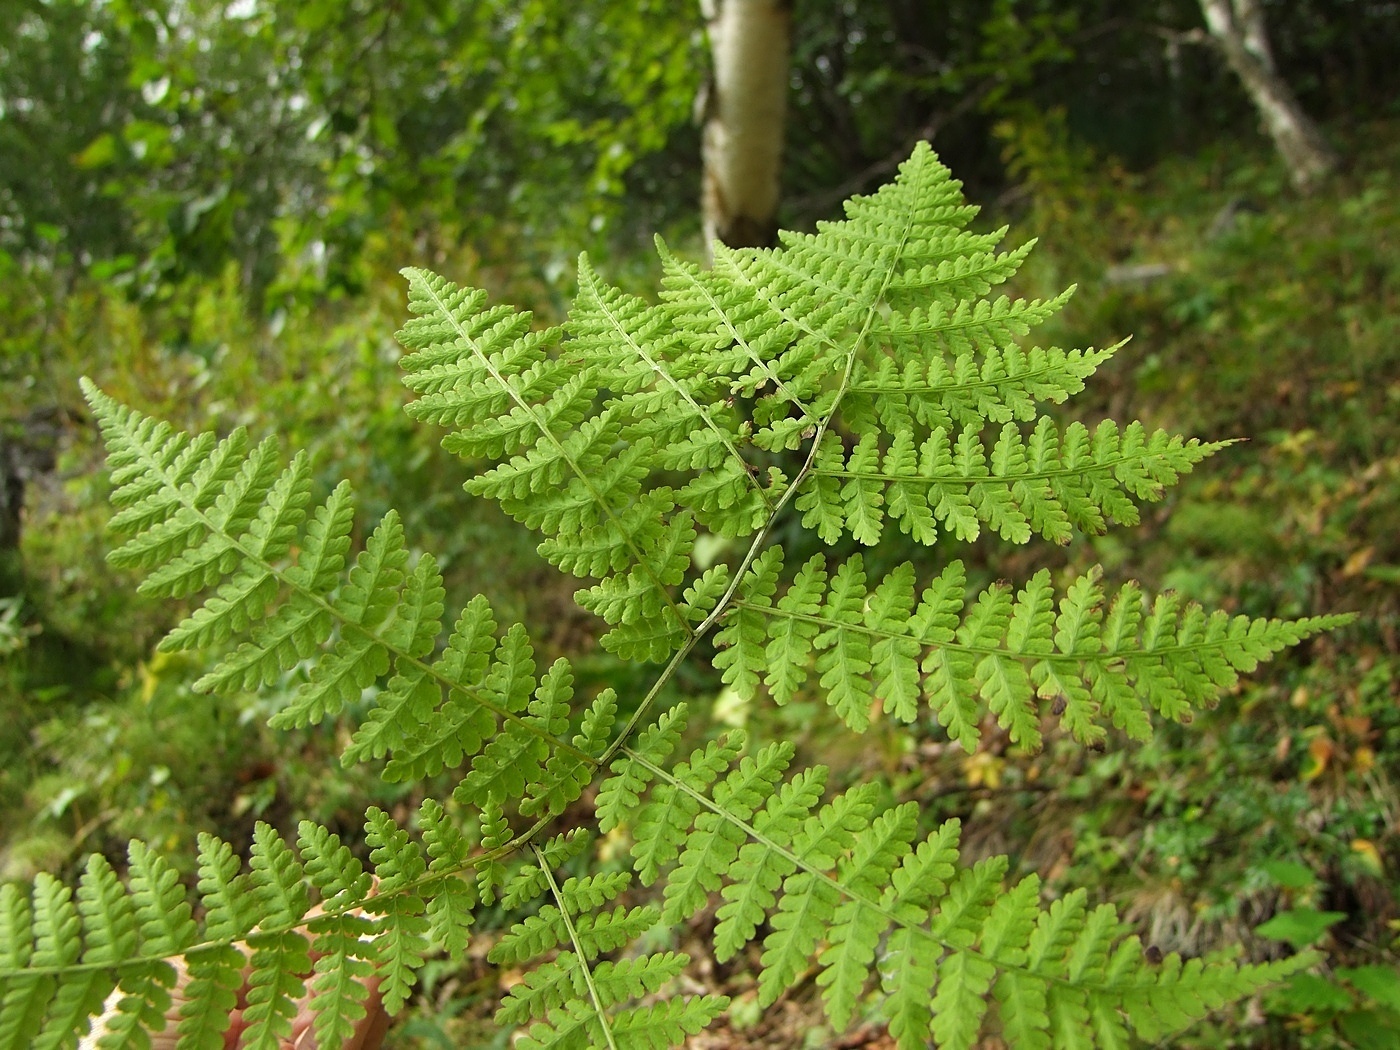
[{"xmin": 33, "ymin": 141, "xmax": 1354, "ymax": 1048}]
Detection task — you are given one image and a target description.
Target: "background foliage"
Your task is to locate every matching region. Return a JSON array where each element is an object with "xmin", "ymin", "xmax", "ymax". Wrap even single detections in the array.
[{"xmin": 2, "ymin": 0, "xmax": 1397, "ymax": 1046}]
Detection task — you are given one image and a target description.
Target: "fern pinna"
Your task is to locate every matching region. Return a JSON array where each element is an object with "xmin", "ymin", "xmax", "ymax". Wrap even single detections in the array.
[{"xmin": 0, "ymin": 144, "xmax": 1346, "ymax": 1049}]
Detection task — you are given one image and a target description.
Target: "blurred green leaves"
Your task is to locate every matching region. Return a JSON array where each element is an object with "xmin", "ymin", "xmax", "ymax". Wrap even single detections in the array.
[{"xmin": 1256, "ymin": 909, "xmax": 1347, "ymax": 950}]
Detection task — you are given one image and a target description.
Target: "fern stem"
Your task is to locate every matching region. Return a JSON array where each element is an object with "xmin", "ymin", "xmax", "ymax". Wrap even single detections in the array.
[{"xmin": 532, "ymin": 844, "xmax": 621, "ymax": 1050}]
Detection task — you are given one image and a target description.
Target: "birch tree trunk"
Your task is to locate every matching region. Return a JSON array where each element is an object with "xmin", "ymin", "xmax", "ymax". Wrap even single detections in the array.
[
  {"xmin": 1198, "ymin": 0, "xmax": 1338, "ymax": 193},
  {"xmin": 700, "ymin": 0, "xmax": 792, "ymax": 255}
]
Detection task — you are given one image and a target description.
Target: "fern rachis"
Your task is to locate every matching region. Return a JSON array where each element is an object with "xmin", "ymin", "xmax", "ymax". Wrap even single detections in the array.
[{"xmin": 0, "ymin": 143, "xmax": 1351, "ymax": 1050}]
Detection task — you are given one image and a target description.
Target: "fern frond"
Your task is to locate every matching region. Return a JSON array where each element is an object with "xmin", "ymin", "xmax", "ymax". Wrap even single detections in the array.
[
  {"xmin": 83, "ymin": 380, "xmax": 616, "ymax": 852},
  {"xmin": 844, "ymin": 341, "xmax": 1120, "ymax": 435},
  {"xmin": 615, "ymin": 743, "xmax": 1316, "ymax": 1050},
  {"xmin": 718, "ymin": 552, "xmax": 1348, "ymax": 744},
  {"xmin": 46, "ymin": 140, "xmax": 1352, "ymax": 1049},
  {"xmin": 398, "ymin": 267, "xmax": 703, "ymax": 662},
  {"xmin": 0, "ymin": 807, "xmax": 475, "ymax": 1049},
  {"xmin": 799, "ymin": 418, "xmax": 1228, "ymax": 547}
]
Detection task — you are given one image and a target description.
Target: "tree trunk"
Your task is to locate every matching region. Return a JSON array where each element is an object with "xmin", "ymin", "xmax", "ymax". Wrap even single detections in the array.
[
  {"xmin": 700, "ymin": 0, "xmax": 792, "ymax": 256},
  {"xmin": 1198, "ymin": 0, "xmax": 1337, "ymax": 193},
  {"xmin": 0, "ymin": 415, "xmax": 58, "ymax": 595},
  {"xmin": 0, "ymin": 437, "xmax": 25, "ymax": 596}
]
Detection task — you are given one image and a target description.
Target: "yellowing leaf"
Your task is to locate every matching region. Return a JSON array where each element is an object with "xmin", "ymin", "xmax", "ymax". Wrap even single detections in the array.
[
  {"xmin": 963, "ymin": 750, "xmax": 1004, "ymax": 789},
  {"xmin": 1301, "ymin": 735, "xmax": 1334, "ymax": 782},
  {"xmin": 1351, "ymin": 839, "xmax": 1384, "ymax": 877}
]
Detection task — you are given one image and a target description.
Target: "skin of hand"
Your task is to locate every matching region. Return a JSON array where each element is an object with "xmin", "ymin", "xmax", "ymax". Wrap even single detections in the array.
[{"xmin": 79, "ymin": 898, "xmax": 390, "ymax": 1050}]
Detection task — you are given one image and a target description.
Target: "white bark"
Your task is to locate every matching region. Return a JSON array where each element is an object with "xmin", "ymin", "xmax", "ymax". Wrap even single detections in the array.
[
  {"xmin": 1199, "ymin": 0, "xmax": 1338, "ymax": 193},
  {"xmin": 701, "ymin": 0, "xmax": 791, "ymax": 255}
]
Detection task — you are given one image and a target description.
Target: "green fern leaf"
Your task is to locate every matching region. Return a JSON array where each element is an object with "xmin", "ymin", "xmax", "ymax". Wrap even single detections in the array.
[
  {"xmin": 845, "ymin": 341, "xmax": 1119, "ymax": 437},
  {"xmin": 712, "ymin": 765, "xmax": 824, "ymax": 962},
  {"xmin": 124, "ymin": 845, "xmax": 191, "ymax": 968},
  {"xmin": 816, "ymin": 802, "xmax": 918, "ymax": 1029},
  {"xmin": 296, "ymin": 823, "xmax": 372, "ymax": 910},
  {"xmin": 633, "ymin": 733, "xmax": 743, "ymax": 886},
  {"xmin": 660, "ymin": 813, "xmax": 735, "ymax": 924},
  {"xmin": 76, "ymin": 854, "xmax": 138, "ymax": 969},
  {"xmin": 419, "ymin": 800, "xmax": 475, "ymax": 876},
  {"xmin": 815, "ymin": 555, "xmax": 876, "ymax": 730},
  {"xmin": 883, "ymin": 819, "xmax": 962, "ymax": 919},
  {"xmin": 595, "ymin": 704, "xmax": 687, "ymax": 835},
  {"xmin": 249, "ymin": 824, "xmax": 310, "ymax": 930},
  {"xmin": 363, "ymin": 809, "xmax": 429, "ymax": 1012},
  {"xmin": 608, "ymin": 995, "xmax": 731, "ymax": 1050},
  {"xmin": 195, "ymin": 834, "xmax": 257, "ymax": 945},
  {"xmin": 724, "ymin": 553, "xmax": 1346, "ymax": 746},
  {"xmin": 801, "ymin": 417, "xmax": 1228, "ymax": 548},
  {"xmin": 757, "ymin": 872, "xmax": 841, "ymax": 1007}
]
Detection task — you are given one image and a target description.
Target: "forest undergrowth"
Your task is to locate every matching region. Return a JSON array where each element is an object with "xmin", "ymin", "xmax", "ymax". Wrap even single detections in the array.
[{"xmin": 1, "ymin": 119, "xmax": 1397, "ymax": 1049}]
